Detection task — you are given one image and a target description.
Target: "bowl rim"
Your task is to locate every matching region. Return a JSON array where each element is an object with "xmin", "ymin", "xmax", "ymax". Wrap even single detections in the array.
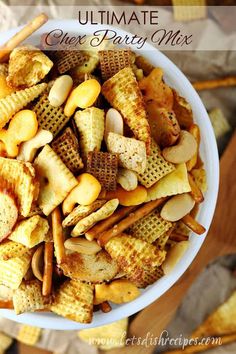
[{"xmin": 0, "ymin": 19, "xmax": 219, "ymax": 330}]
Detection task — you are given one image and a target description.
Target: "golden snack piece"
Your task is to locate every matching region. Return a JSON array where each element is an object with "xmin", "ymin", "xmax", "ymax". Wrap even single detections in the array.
[
  {"xmin": 74, "ymin": 107, "xmax": 104, "ymax": 159},
  {"xmin": 7, "ymin": 46, "xmax": 53, "ymax": 88},
  {"xmin": 191, "ymin": 290, "xmax": 236, "ymax": 338},
  {"xmin": 173, "ymin": 89, "xmax": 194, "ymax": 129},
  {"xmin": 104, "ymin": 185, "xmax": 147, "ymax": 207},
  {"xmin": 50, "ymin": 280, "xmax": 94, "ymax": 323},
  {"xmin": 162, "ymin": 241, "xmax": 189, "ymax": 275},
  {"xmin": 0, "ymin": 63, "xmax": 8, "ymax": 76},
  {"xmin": 0, "ymin": 250, "xmax": 32, "ymax": 289},
  {"xmin": 0, "ymin": 82, "xmax": 47, "ymax": 130},
  {"xmin": 51, "ymin": 127, "xmax": 84, "ymax": 174},
  {"xmin": 0, "ymin": 332, "xmax": 13, "ymax": 352},
  {"xmin": 13, "ymin": 280, "xmax": 45, "ymax": 315},
  {"xmin": 107, "ymin": 132, "xmax": 147, "ymax": 174},
  {"xmin": 102, "ymin": 67, "xmax": 151, "ymax": 153},
  {"xmin": 145, "ymin": 163, "xmax": 191, "ymax": 202},
  {"xmin": 34, "ymin": 145, "xmax": 78, "ymax": 216},
  {"xmin": 62, "ymin": 200, "xmax": 106, "ymax": 228},
  {"xmin": 105, "ymin": 234, "xmax": 166, "ymax": 288},
  {"xmin": 87, "ymin": 151, "xmax": 119, "ymax": 191},
  {"xmin": 0, "ymin": 157, "xmax": 38, "ymax": 217},
  {"xmin": 71, "ymin": 199, "xmax": 119, "ymax": 237},
  {"xmin": 33, "ymin": 93, "xmax": 70, "ymax": 137},
  {"xmin": 17, "ymin": 325, "xmax": 42, "ymax": 346},
  {"xmin": 99, "ymin": 49, "xmax": 132, "ymax": 81},
  {"xmin": 94, "ymin": 279, "xmax": 140, "ymax": 304},
  {"xmin": 191, "ymin": 168, "xmax": 207, "ymax": 193},
  {"xmin": 63, "ymin": 173, "xmax": 102, "ymax": 214},
  {"xmin": 129, "ymin": 209, "xmax": 173, "ymax": 244},
  {"xmin": 78, "ymin": 318, "xmax": 128, "ymax": 351},
  {"xmin": 60, "ymin": 250, "xmax": 119, "ymax": 283},
  {"xmin": 54, "ymin": 50, "xmax": 88, "ymax": 74},
  {"xmin": 0, "ymin": 109, "xmax": 38, "ymax": 158},
  {"xmin": 209, "ymin": 107, "xmax": 231, "ymax": 139},
  {"xmin": 135, "ymin": 55, "xmax": 154, "ymax": 76},
  {"xmin": 0, "ymin": 74, "xmax": 15, "ymax": 99},
  {"xmin": 0, "ymin": 178, "xmax": 18, "ymax": 241},
  {"xmin": 139, "ymin": 68, "xmax": 174, "ymax": 110},
  {"xmin": 138, "ymin": 139, "xmax": 175, "ymax": 188},
  {"xmin": 9, "ymin": 215, "xmax": 49, "ymax": 248},
  {"xmin": 0, "ymin": 240, "xmax": 28, "ymax": 261},
  {"xmin": 146, "ymin": 102, "xmax": 180, "ymax": 147},
  {"xmin": 64, "ymin": 79, "xmax": 101, "ymax": 116}
]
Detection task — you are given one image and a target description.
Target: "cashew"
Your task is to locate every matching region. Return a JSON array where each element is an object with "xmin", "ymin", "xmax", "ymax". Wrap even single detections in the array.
[
  {"xmin": 62, "ymin": 173, "xmax": 101, "ymax": 215},
  {"xmin": 64, "ymin": 238, "xmax": 101, "ymax": 255},
  {"xmin": 31, "ymin": 244, "xmax": 44, "ymax": 281},
  {"xmin": 48, "ymin": 75, "xmax": 73, "ymax": 107},
  {"xmin": 160, "ymin": 193, "xmax": 195, "ymax": 222},
  {"xmin": 162, "ymin": 241, "xmax": 189, "ymax": 275},
  {"xmin": 0, "ymin": 110, "xmax": 38, "ymax": 157},
  {"xmin": 117, "ymin": 168, "xmax": 138, "ymax": 191},
  {"xmin": 162, "ymin": 130, "xmax": 197, "ymax": 164},
  {"xmin": 105, "ymin": 108, "xmax": 124, "ymax": 142},
  {"xmin": 17, "ymin": 129, "xmax": 53, "ymax": 162},
  {"xmin": 94, "ymin": 279, "xmax": 140, "ymax": 305}
]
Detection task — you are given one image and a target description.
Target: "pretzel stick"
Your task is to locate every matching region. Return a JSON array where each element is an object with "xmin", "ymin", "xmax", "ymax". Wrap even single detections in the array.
[
  {"xmin": 182, "ymin": 214, "xmax": 206, "ymax": 235},
  {"xmin": 98, "ymin": 198, "xmax": 167, "ymax": 246},
  {"xmin": 162, "ymin": 333, "xmax": 236, "ymax": 354},
  {"xmin": 192, "ymin": 76, "xmax": 236, "ymax": 91},
  {"xmin": 169, "ymin": 232, "xmax": 189, "ymax": 242},
  {"xmin": 0, "ymin": 299, "xmax": 14, "ymax": 309},
  {"xmin": 85, "ymin": 205, "xmax": 138, "ymax": 241},
  {"xmin": 188, "ymin": 174, "xmax": 204, "ymax": 203},
  {"xmin": 0, "ymin": 13, "xmax": 48, "ymax": 63},
  {"xmin": 52, "ymin": 207, "xmax": 65, "ymax": 264},
  {"xmin": 42, "ymin": 242, "xmax": 53, "ymax": 296}
]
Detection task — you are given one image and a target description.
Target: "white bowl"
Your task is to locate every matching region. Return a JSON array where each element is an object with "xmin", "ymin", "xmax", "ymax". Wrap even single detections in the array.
[{"xmin": 0, "ymin": 20, "xmax": 219, "ymax": 330}]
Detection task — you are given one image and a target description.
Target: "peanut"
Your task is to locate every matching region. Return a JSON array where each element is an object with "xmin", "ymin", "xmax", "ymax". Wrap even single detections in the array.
[
  {"xmin": 48, "ymin": 75, "xmax": 73, "ymax": 107},
  {"xmin": 160, "ymin": 193, "xmax": 195, "ymax": 222},
  {"xmin": 31, "ymin": 244, "xmax": 44, "ymax": 282},
  {"xmin": 0, "ymin": 110, "xmax": 38, "ymax": 157},
  {"xmin": 94, "ymin": 279, "xmax": 140, "ymax": 305},
  {"xmin": 105, "ymin": 108, "xmax": 124, "ymax": 141},
  {"xmin": 64, "ymin": 79, "xmax": 101, "ymax": 117},
  {"xmin": 62, "ymin": 173, "xmax": 101, "ymax": 214},
  {"xmin": 64, "ymin": 238, "xmax": 101, "ymax": 255}
]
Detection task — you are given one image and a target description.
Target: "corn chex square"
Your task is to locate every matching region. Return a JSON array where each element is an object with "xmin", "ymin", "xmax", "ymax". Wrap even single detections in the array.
[
  {"xmin": 129, "ymin": 209, "xmax": 173, "ymax": 243},
  {"xmin": 138, "ymin": 140, "xmax": 175, "ymax": 188},
  {"xmin": 17, "ymin": 325, "xmax": 42, "ymax": 345},
  {"xmin": 13, "ymin": 280, "xmax": 45, "ymax": 315},
  {"xmin": 50, "ymin": 280, "xmax": 94, "ymax": 323},
  {"xmin": 0, "ymin": 250, "xmax": 32, "ymax": 289}
]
